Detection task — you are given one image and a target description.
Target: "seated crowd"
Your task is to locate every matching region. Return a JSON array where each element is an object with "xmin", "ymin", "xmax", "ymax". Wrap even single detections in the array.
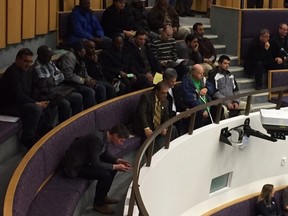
[
  {"xmin": 0, "ymin": 0, "xmax": 253, "ymax": 150},
  {"xmin": 3, "ymin": 1, "xmax": 288, "ymax": 215}
]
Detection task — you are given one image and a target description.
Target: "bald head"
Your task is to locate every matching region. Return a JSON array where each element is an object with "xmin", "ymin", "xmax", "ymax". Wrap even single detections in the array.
[{"xmin": 191, "ymin": 64, "xmax": 204, "ymax": 81}]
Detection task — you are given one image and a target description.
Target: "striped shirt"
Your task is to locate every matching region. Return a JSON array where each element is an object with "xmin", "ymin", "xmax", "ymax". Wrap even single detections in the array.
[{"xmin": 150, "ymin": 37, "xmax": 177, "ymax": 62}]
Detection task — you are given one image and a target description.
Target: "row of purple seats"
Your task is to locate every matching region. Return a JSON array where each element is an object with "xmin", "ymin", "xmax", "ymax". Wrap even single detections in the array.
[
  {"xmin": 208, "ymin": 187, "xmax": 284, "ymax": 216},
  {"xmin": 4, "ymin": 89, "xmax": 147, "ymax": 216}
]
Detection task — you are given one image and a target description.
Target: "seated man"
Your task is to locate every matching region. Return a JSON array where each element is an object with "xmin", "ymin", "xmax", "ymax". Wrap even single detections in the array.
[
  {"xmin": 83, "ymin": 40, "xmax": 116, "ymax": 100},
  {"xmin": 57, "ymin": 41, "xmax": 106, "ymax": 108},
  {"xmin": 61, "ymin": 124, "xmax": 132, "ymax": 215},
  {"xmin": 181, "ymin": 64, "xmax": 216, "ymax": 129},
  {"xmin": 99, "ymin": 34, "xmax": 133, "ymax": 95},
  {"xmin": 67, "ymin": 0, "xmax": 110, "ymax": 49},
  {"xmin": 125, "ymin": 30, "xmax": 161, "ymax": 90},
  {"xmin": 33, "ymin": 45, "xmax": 83, "ymax": 123},
  {"xmin": 0, "ymin": 48, "xmax": 56, "ymax": 149},
  {"xmin": 270, "ymin": 23, "xmax": 288, "ymax": 68},
  {"xmin": 132, "ymin": 81, "xmax": 177, "ymax": 152},
  {"xmin": 101, "ymin": 0, "xmax": 137, "ymax": 39},
  {"xmin": 193, "ymin": 22, "xmax": 217, "ymax": 75},
  {"xmin": 127, "ymin": 0, "xmax": 158, "ymax": 41},
  {"xmin": 148, "ymin": 0, "xmax": 191, "ymax": 40},
  {"xmin": 245, "ymin": 29, "xmax": 284, "ymax": 89},
  {"xmin": 150, "ymin": 24, "xmax": 190, "ymax": 81},
  {"xmin": 208, "ymin": 55, "xmax": 247, "ymax": 119},
  {"xmin": 177, "ymin": 34, "xmax": 213, "ymax": 75}
]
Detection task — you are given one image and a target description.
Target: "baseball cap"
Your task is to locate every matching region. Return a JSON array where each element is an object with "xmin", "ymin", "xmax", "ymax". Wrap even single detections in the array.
[{"xmin": 37, "ymin": 45, "xmax": 55, "ymax": 56}]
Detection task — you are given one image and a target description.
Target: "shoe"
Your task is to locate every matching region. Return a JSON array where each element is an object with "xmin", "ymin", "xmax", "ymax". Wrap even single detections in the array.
[
  {"xmin": 255, "ymin": 86, "xmax": 262, "ymax": 90},
  {"xmin": 93, "ymin": 204, "xmax": 115, "ymax": 214},
  {"xmin": 105, "ymin": 196, "xmax": 119, "ymax": 204}
]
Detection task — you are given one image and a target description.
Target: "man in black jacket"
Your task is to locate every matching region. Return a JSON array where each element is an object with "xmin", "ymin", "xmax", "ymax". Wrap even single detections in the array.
[
  {"xmin": 0, "ymin": 48, "xmax": 56, "ymax": 149},
  {"xmin": 62, "ymin": 124, "xmax": 131, "ymax": 215},
  {"xmin": 125, "ymin": 30, "xmax": 161, "ymax": 90}
]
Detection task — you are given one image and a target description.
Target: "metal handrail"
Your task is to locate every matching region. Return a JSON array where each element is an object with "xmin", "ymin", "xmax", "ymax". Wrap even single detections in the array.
[{"xmin": 128, "ymin": 86, "xmax": 288, "ymax": 216}]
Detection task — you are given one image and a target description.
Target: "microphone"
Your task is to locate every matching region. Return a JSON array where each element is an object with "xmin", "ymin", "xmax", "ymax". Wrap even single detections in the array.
[{"xmin": 281, "ymin": 48, "xmax": 288, "ymax": 57}]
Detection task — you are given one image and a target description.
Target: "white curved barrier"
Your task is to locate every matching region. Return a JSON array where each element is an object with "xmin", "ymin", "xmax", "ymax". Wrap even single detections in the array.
[{"xmin": 132, "ymin": 109, "xmax": 288, "ymax": 216}]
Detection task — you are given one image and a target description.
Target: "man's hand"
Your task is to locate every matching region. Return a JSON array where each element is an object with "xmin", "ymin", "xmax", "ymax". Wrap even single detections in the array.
[
  {"xmin": 161, "ymin": 128, "xmax": 167, "ymax": 136},
  {"xmin": 146, "ymin": 72, "xmax": 154, "ymax": 82},
  {"xmin": 264, "ymin": 41, "xmax": 270, "ymax": 50},
  {"xmin": 119, "ymin": 71, "xmax": 127, "ymax": 78},
  {"xmin": 233, "ymin": 102, "xmax": 239, "ymax": 109},
  {"xmin": 36, "ymin": 101, "xmax": 50, "ymax": 108},
  {"xmin": 203, "ymin": 111, "xmax": 208, "ymax": 118},
  {"xmin": 227, "ymin": 102, "xmax": 234, "ymax": 110},
  {"xmin": 123, "ymin": 30, "xmax": 136, "ymax": 38},
  {"xmin": 144, "ymin": 128, "xmax": 153, "ymax": 138},
  {"xmin": 113, "ymin": 163, "xmax": 131, "ymax": 172},
  {"xmin": 275, "ymin": 57, "xmax": 283, "ymax": 64},
  {"xmin": 199, "ymin": 87, "xmax": 208, "ymax": 96},
  {"xmin": 116, "ymin": 159, "xmax": 132, "ymax": 168}
]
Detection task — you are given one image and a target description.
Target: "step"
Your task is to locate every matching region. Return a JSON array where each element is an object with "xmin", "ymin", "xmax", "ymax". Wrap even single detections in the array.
[
  {"xmin": 251, "ymin": 102, "xmax": 277, "ymax": 112},
  {"xmin": 0, "ymin": 135, "xmax": 21, "ymax": 165},
  {"xmin": 236, "ymin": 77, "xmax": 255, "ymax": 90},
  {"xmin": 239, "ymin": 88, "xmax": 269, "ymax": 104},
  {"xmin": 214, "ymin": 44, "xmax": 226, "ymax": 54},
  {"xmin": 230, "ymin": 66, "xmax": 245, "ymax": 78},
  {"xmin": 0, "ymin": 153, "xmax": 24, "ymax": 216}
]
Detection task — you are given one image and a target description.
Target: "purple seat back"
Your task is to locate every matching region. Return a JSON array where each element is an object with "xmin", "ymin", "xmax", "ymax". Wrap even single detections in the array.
[
  {"xmin": 94, "ymin": 92, "xmax": 143, "ymax": 130},
  {"xmin": 12, "ymin": 112, "xmax": 96, "ymax": 216}
]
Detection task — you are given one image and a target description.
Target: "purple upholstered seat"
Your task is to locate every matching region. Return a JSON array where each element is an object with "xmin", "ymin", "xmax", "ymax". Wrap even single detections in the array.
[
  {"xmin": 13, "ymin": 112, "xmax": 96, "ymax": 216},
  {"xmin": 27, "ymin": 174, "xmax": 92, "ymax": 216}
]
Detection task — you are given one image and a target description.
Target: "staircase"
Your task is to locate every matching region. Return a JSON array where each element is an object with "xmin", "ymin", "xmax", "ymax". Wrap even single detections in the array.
[
  {"xmin": 0, "ymin": 136, "xmax": 25, "ymax": 216},
  {"xmin": 181, "ymin": 16, "xmax": 276, "ymax": 113}
]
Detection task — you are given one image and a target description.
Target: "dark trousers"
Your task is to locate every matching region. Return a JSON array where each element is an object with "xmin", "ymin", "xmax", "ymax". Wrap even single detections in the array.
[
  {"xmin": 0, "ymin": 103, "xmax": 56, "ymax": 148},
  {"xmin": 247, "ymin": 0, "xmax": 263, "ymax": 8},
  {"xmin": 98, "ymin": 80, "xmax": 116, "ymax": 100},
  {"xmin": 74, "ymin": 85, "xmax": 96, "ymax": 109},
  {"xmin": 175, "ymin": 0, "xmax": 193, "ymax": 14},
  {"xmin": 78, "ymin": 166, "xmax": 117, "ymax": 205},
  {"xmin": 58, "ymin": 92, "xmax": 83, "ymax": 123},
  {"xmin": 94, "ymin": 83, "xmax": 107, "ymax": 103}
]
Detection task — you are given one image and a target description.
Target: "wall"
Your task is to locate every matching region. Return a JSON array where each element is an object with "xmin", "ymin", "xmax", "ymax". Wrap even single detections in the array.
[
  {"xmin": 210, "ymin": 6, "xmax": 240, "ymax": 58},
  {"xmin": 0, "ymin": 33, "xmax": 56, "ymax": 69},
  {"xmin": 137, "ymin": 110, "xmax": 288, "ymax": 216}
]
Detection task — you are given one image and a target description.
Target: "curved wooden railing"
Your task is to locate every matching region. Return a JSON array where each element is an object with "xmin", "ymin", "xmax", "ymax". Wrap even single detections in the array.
[{"xmin": 127, "ymin": 86, "xmax": 288, "ymax": 216}]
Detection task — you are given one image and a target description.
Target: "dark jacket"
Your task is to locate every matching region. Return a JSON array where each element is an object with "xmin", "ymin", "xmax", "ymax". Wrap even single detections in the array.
[
  {"xmin": 99, "ymin": 48, "xmax": 128, "ymax": 82},
  {"xmin": 148, "ymin": 5, "xmax": 180, "ymax": 33},
  {"xmin": 125, "ymin": 41, "xmax": 161, "ymax": 75},
  {"xmin": 67, "ymin": 6, "xmax": 104, "ymax": 45},
  {"xmin": 256, "ymin": 197, "xmax": 281, "ymax": 216},
  {"xmin": 0, "ymin": 64, "xmax": 35, "ymax": 108},
  {"xmin": 101, "ymin": 4, "xmax": 136, "ymax": 38},
  {"xmin": 181, "ymin": 73, "xmax": 215, "ymax": 112},
  {"xmin": 83, "ymin": 57, "xmax": 106, "ymax": 81},
  {"xmin": 132, "ymin": 90, "xmax": 169, "ymax": 136},
  {"xmin": 128, "ymin": 3, "xmax": 150, "ymax": 32},
  {"xmin": 62, "ymin": 131, "xmax": 117, "ymax": 178}
]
